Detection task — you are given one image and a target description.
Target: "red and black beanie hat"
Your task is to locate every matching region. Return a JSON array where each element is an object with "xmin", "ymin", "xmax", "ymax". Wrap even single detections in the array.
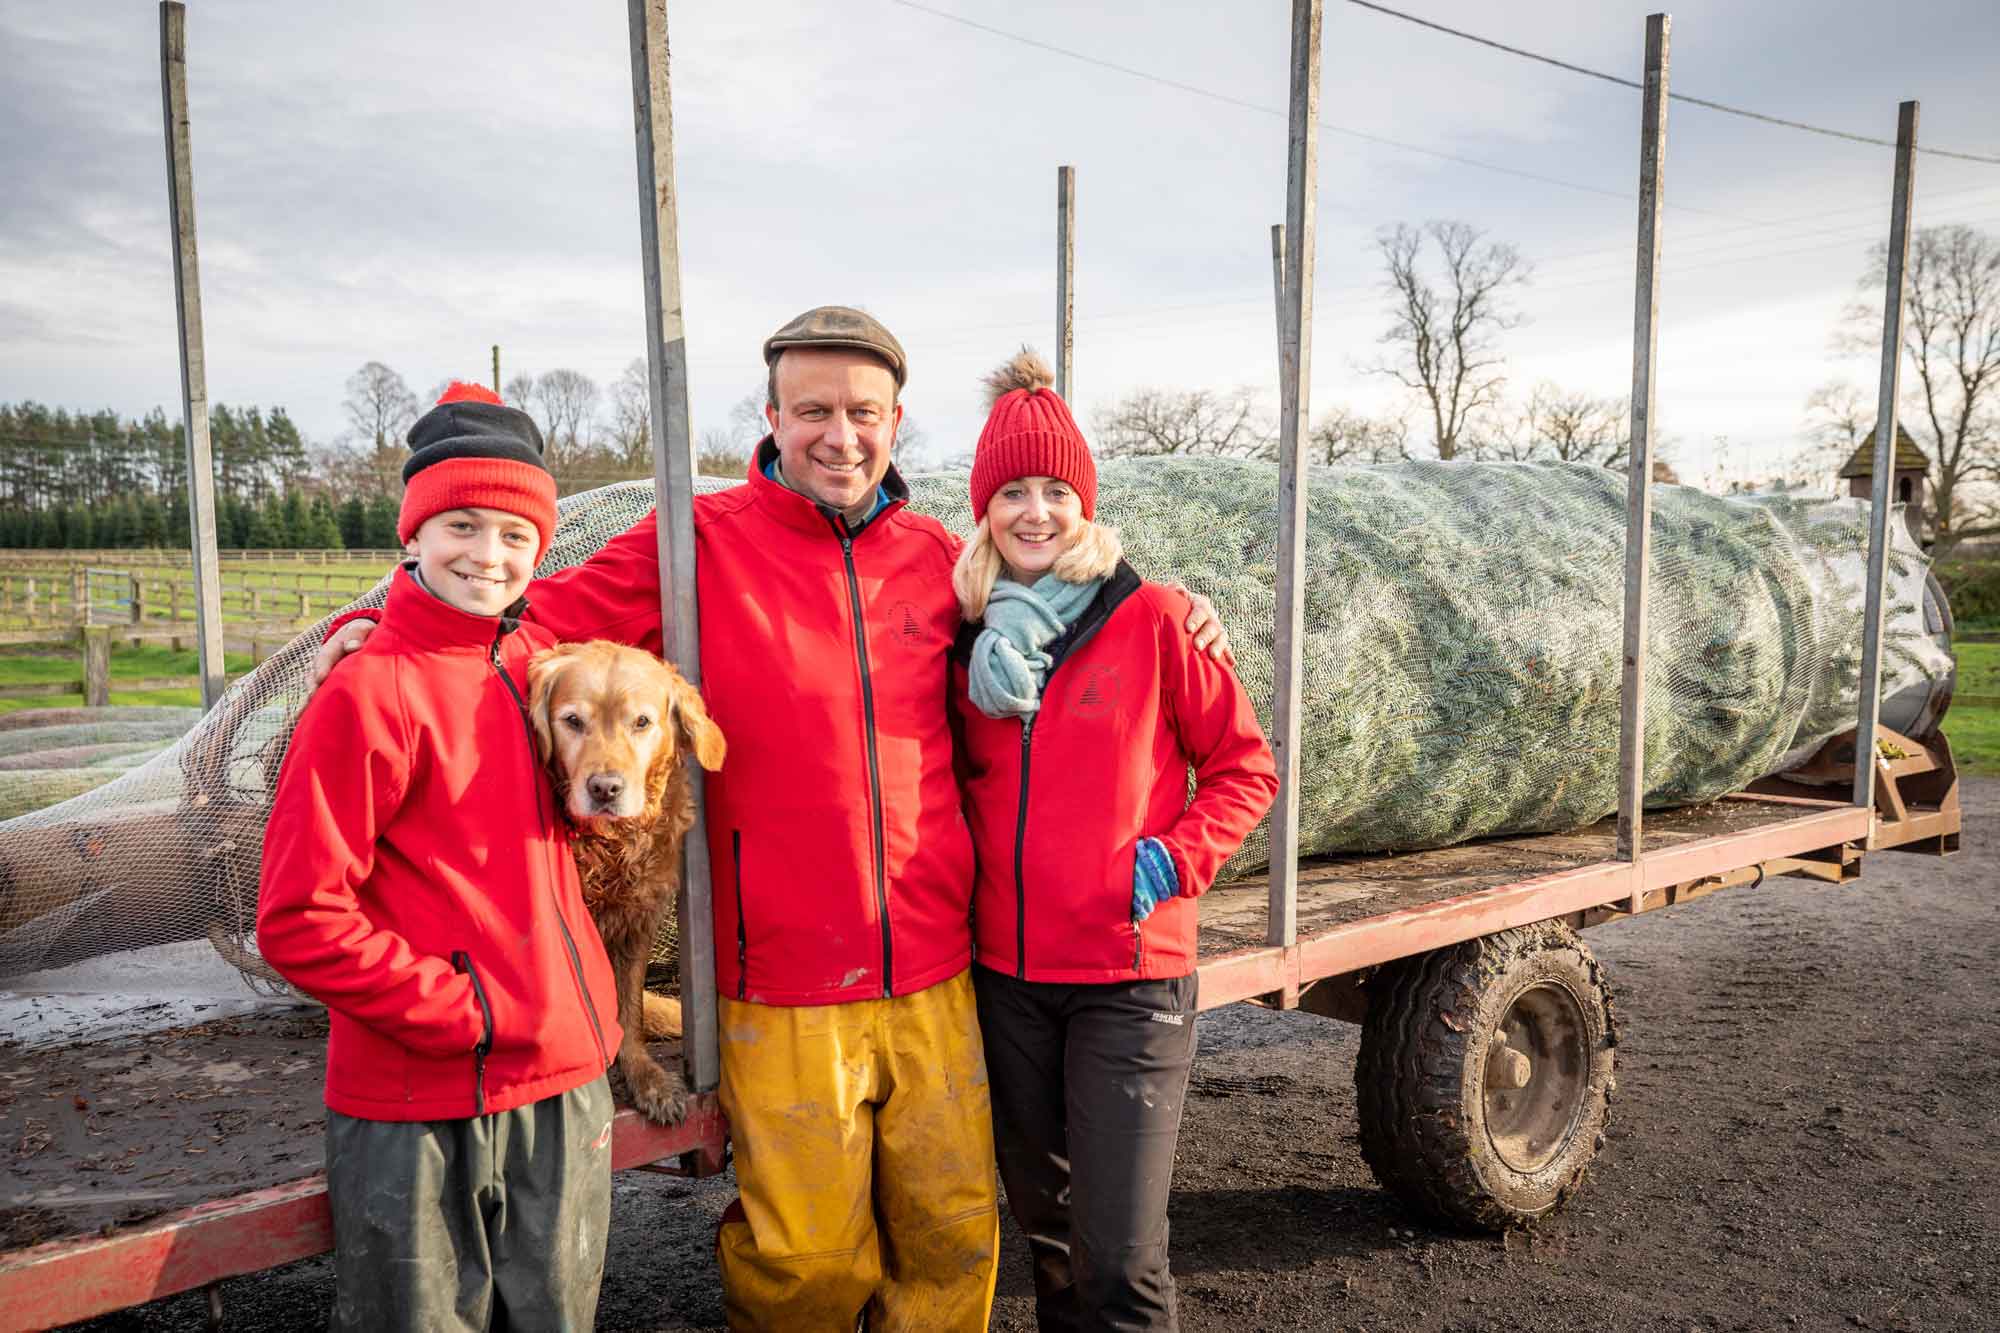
[{"xmin": 398, "ymin": 382, "xmax": 558, "ymax": 558}]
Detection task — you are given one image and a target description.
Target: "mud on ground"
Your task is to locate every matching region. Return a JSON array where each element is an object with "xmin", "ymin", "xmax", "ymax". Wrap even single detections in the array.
[{"xmin": 36, "ymin": 779, "xmax": 2000, "ymax": 1331}]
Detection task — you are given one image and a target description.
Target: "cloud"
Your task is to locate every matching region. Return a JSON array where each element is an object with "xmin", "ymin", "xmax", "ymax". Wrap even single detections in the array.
[{"xmin": 2, "ymin": 0, "xmax": 1995, "ymax": 472}]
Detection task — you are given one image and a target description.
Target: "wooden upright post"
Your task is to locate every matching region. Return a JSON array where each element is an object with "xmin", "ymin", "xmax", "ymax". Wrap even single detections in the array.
[
  {"xmin": 1268, "ymin": 0, "xmax": 1322, "ymax": 954},
  {"xmin": 83, "ymin": 626, "xmax": 112, "ymax": 708},
  {"xmin": 492, "ymin": 344, "xmax": 502, "ymax": 394},
  {"xmin": 1270, "ymin": 222, "xmax": 1289, "ymax": 404},
  {"xmin": 159, "ymin": 2, "xmax": 226, "ymax": 710},
  {"xmin": 628, "ymin": 0, "xmax": 719, "ymax": 1105},
  {"xmin": 1616, "ymin": 13, "xmax": 1670, "ymax": 897},
  {"xmin": 1057, "ymin": 165, "xmax": 1076, "ymax": 399},
  {"xmin": 1853, "ymin": 101, "xmax": 1920, "ymax": 816}
]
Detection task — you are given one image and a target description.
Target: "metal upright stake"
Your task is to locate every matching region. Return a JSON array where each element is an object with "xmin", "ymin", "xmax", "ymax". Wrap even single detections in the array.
[
  {"xmin": 1616, "ymin": 12, "xmax": 1669, "ymax": 905},
  {"xmin": 1268, "ymin": 0, "xmax": 1322, "ymax": 952},
  {"xmin": 1057, "ymin": 165, "xmax": 1076, "ymax": 398},
  {"xmin": 628, "ymin": 0, "xmax": 718, "ymax": 1096},
  {"xmin": 1270, "ymin": 223, "xmax": 1290, "ymax": 405},
  {"xmin": 158, "ymin": 1, "xmax": 225, "ymax": 710},
  {"xmin": 1854, "ymin": 101, "xmax": 1919, "ymax": 816}
]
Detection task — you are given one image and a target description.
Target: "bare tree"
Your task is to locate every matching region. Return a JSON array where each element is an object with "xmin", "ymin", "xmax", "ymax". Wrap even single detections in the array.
[
  {"xmin": 1481, "ymin": 382, "xmax": 1630, "ymax": 467},
  {"xmin": 531, "ymin": 369, "xmax": 600, "ymax": 465},
  {"xmin": 1842, "ymin": 224, "xmax": 2000, "ymax": 549},
  {"xmin": 1803, "ymin": 380, "xmax": 1868, "ymax": 452},
  {"xmin": 892, "ymin": 415, "xmax": 931, "ymax": 467},
  {"xmin": 1370, "ymin": 221, "xmax": 1530, "ymax": 461},
  {"xmin": 695, "ymin": 390, "xmax": 767, "ymax": 478},
  {"xmin": 605, "ymin": 359, "xmax": 652, "ymax": 469},
  {"xmin": 1091, "ymin": 386, "xmax": 1272, "ymax": 459},
  {"xmin": 342, "ymin": 362, "xmax": 419, "ymax": 455},
  {"xmin": 1307, "ymin": 406, "xmax": 1407, "ymax": 465},
  {"xmin": 503, "ymin": 372, "xmax": 537, "ymax": 415}
]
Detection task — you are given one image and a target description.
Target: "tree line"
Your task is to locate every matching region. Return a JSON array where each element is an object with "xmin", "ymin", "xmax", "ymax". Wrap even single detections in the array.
[
  {"xmin": 0, "ymin": 400, "xmax": 353, "ymax": 550},
  {"xmin": 5, "ymin": 221, "xmax": 1992, "ymax": 552}
]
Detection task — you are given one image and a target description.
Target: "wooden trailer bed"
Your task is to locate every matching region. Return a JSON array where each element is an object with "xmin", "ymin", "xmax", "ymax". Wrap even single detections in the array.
[{"xmin": 1193, "ymin": 794, "xmax": 1878, "ymax": 1011}]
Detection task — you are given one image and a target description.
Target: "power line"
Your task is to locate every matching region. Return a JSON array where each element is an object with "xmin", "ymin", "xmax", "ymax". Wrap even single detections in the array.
[
  {"xmin": 886, "ymin": 0, "xmax": 1763, "ymax": 220},
  {"xmin": 1345, "ymin": 0, "xmax": 2000, "ymax": 166}
]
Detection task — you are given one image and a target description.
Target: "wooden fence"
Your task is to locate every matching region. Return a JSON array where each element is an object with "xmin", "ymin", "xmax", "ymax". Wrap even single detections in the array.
[
  {"xmin": 0, "ymin": 562, "xmax": 386, "ymax": 643},
  {"xmin": 0, "ymin": 548, "xmax": 404, "ymax": 566}
]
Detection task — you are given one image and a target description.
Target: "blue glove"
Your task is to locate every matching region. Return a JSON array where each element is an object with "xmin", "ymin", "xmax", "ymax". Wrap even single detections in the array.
[{"xmin": 1132, "ymin": 837, "xmax": 1179, "ymax": 923}]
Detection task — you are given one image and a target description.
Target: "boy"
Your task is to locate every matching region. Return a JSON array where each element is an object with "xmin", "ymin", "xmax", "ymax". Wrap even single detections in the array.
[{"xmin": 257, "ymin": 381, "xmax": 622, "ymax": 1332}]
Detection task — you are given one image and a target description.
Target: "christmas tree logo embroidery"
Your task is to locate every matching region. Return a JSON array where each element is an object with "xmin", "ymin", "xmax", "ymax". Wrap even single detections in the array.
[
  {"xmin": 1075, "ymin": 665, "xmax": 1119, "ymax": 717},
  {"xmin": 888, "ymin": 600, "xmax": 924, "ymax": 645}
]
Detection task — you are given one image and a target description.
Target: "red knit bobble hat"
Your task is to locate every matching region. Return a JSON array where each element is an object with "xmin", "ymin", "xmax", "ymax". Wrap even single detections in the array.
[
  {"xmin": 398, "ymin": 382, "xmax": 558, "ymax": 559},
  {"xmin": 969, "ymin": 348, "xmax": 1096, "ymax": 520}
]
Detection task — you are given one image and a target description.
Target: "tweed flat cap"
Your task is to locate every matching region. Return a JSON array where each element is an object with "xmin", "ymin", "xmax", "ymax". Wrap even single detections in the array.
[{"xmin": 762, "ymin": 306, "xmax": 907, "ymax": 387}]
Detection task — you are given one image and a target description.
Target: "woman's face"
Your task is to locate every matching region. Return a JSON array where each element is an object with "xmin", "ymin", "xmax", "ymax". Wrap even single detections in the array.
[{"xmin": 988, "ymin": 475, "xmax": 1085, "ymax": 581}]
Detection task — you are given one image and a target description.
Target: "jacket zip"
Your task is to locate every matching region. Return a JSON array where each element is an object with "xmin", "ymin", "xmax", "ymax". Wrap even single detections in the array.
[
  {"xmin": 1013, "ymin": 719, "xmax": 1034, "ymax": 979},
  {"xmin": 993, "ymin": 563, "xmax": 1141, "ymax": 982},
  {"xmin": 490, "ymin": 623, "xmax": 610, "ymax": 1070},
  {"xmin": 833, "ymin": 523, "xmax": 893, "ymax": 997},
  {"xmin": 732, "ymin": 830, "xmax": 747, "ymax": 1000},
  {"xmin": 452, "ymin": 951, "xmax": 495, "ymax": 1115}
]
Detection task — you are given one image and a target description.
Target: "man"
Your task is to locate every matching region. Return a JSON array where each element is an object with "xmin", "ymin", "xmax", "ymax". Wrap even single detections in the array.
[{"xmin": 317, "ymin": 307, "xmax": 1227, "ymax": 1330}]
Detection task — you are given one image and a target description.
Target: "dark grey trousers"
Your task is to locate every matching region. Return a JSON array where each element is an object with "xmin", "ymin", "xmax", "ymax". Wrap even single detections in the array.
[
  {"xmin": 973, "ymin": 966, "xmax": 1199, "ymax": 1333},
  {"xmin": 325, "ymin": 1075, "xmax": 614, "ymax": 1333}
]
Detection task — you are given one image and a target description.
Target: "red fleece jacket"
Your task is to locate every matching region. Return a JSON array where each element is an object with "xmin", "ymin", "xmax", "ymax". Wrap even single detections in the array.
[
  {"xmin": 260, "ymin": 568, "xmax": 619, "ymax": 1120},
  {"xmin": 952, "ymin": 564, "xmax": 1277, "ymax": 983}
]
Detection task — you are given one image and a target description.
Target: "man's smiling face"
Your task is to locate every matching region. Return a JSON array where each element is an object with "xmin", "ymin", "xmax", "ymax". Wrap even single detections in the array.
[{"xmin": 766, "ymin": 346, "xmax": 901, "ymax": 522}]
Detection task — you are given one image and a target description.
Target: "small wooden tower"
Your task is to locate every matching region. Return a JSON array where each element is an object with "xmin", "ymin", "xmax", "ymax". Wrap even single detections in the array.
[{"xmin": 1838, "ymin": 422, "xmax": 1929, "ymax": 543}]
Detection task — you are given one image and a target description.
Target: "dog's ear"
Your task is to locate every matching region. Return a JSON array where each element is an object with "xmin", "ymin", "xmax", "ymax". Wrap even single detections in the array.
[
  {"xmin": 667, "ymin": 673, "xmax": 727, "ymax": 772},
  {"xmin": 524, "ymin": 646, "xmax": 568, "ymax": 765}
]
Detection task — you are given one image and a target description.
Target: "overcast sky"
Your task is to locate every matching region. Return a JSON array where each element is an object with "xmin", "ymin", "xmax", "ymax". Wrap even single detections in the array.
[{"xmin": 3, "ymin": 0, "xmax": 1997, "ymax": 484}]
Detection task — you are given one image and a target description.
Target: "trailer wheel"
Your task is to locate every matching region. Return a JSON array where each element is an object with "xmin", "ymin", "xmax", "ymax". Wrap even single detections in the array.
[{"xmin": 1355, "ymin": 920, "xmax": 1616, "ymax": 1231}]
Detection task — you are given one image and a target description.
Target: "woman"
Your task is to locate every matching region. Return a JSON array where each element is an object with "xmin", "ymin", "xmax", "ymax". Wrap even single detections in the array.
[{"xmin": 950, "ymin": 350, "xmax": 1278, "ymax": 1332}]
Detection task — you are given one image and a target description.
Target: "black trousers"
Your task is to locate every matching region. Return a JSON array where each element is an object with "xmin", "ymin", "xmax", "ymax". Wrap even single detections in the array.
[
  {"xmin": 973, "ymin": 965, "xmax": 1199, "ymax": 1333},
  {"xmin": 325, "ymin": 1075, "xmax": 614, "ymax": 1333}
]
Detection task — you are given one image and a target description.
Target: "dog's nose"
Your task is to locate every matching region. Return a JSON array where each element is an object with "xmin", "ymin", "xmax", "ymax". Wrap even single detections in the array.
[{"xmin": 586, "ymin": 774, "xmax": 625, "ymax": 807}]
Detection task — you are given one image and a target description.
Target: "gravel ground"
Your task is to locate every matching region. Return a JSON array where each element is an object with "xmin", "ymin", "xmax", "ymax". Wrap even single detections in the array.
[{"xmin": 46, "ymin": 777, "xmax": 1998, "ymax": 1332}]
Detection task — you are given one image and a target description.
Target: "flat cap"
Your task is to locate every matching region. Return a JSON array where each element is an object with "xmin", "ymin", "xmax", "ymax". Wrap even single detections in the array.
[{"xmin": 763, "ymin": 305, "xmax": 907, "ymax": 387}]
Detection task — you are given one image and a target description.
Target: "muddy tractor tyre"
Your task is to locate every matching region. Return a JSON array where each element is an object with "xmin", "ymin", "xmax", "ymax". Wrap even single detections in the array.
[{"xmin": 1355, "ymin": 920, "xmax": 1616, "ymax": 1231}]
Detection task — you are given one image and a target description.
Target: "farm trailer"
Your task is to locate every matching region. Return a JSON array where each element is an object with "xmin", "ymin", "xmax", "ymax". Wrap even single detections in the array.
[{"xmin": 0, "ymin": 723, "xmax": 1961, "ymax": 1330}]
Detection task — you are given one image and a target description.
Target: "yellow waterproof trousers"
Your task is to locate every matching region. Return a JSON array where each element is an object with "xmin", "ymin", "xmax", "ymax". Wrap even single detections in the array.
[{"xmin": 716, "ymin": 969, "xmax": 1000, "ymax": 1332}]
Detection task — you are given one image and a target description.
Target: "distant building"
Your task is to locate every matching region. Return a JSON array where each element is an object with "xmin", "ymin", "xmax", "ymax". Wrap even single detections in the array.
[{"xmin": 1838, "ymin": 423, "xmax": 1929, "ymax": 544}]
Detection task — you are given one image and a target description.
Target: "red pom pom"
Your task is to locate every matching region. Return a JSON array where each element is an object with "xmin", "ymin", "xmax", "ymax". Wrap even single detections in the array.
[{"xmin": 436, "ymin": 380, "xmax": 503, "ymax": 407}]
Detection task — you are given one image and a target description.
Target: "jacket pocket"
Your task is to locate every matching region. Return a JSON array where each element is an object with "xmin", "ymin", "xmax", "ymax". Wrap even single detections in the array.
[
  {"xmin": 731, "ymin": 831, "xmax": 748, "ymax": 1000},
  {"xmin": 452, "ymin": 951, "xmax": 495, "ymax": 1115}
]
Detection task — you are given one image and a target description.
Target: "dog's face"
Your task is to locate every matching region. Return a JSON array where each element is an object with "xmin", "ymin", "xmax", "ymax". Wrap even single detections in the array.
[{"xmin": 526, "ymin": 641, "xmax": 726, "ymax": 825}]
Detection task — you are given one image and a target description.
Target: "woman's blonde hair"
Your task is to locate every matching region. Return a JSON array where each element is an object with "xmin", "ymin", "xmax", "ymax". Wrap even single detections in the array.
[{"xmin": 952, "ymin": 515, "xmax": 1123, "ymax": 621}]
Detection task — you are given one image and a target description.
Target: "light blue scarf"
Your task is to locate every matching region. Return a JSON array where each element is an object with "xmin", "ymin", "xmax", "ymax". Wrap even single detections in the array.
[{"xmin": 967, "ymin": 573, "xmax": 1105, "ymax": 721}]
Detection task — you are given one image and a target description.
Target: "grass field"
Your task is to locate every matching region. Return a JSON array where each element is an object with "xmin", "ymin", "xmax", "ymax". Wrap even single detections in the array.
[
  {"xmin": 1945, "ymin": 641, "xmax": 1998, "ymax": 776},
  {"xmin": 0, "ymin": 644, "xmax": 255, "ymax": 715}
]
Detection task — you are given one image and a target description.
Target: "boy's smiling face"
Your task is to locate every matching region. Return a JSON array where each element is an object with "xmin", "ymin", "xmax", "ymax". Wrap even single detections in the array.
[{"xmin": 404, "ymin": 507, "xmax": 538, "ymax": 616}]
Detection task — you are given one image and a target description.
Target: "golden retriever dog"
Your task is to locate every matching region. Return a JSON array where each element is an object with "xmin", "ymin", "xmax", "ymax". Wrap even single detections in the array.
[{"xmin": 527, "ymin": 640, "xmax": 726, "ymax": 1125}]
